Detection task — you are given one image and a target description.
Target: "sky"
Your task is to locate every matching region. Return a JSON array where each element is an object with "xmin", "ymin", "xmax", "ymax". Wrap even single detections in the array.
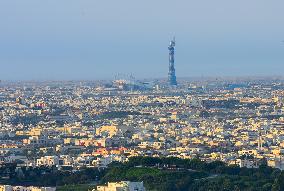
[{"xmin": 0, "ymin": 0, "xmax": 284, "ymax": 80}]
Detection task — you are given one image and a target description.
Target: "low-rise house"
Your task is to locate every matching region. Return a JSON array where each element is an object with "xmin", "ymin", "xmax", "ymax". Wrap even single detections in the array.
[
  {"xmin": 95, "ymin": 181, "xmax": 145, "ymax": 191},
  {"xmin": 0, "ymin": 185, "xmax": 56, "ymax": 191}
]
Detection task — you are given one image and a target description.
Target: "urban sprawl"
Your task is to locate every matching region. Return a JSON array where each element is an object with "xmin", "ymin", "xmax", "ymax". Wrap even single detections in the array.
[{"xmin": 1, "ymin": 78, "xmax": 284, "ymax": 190}]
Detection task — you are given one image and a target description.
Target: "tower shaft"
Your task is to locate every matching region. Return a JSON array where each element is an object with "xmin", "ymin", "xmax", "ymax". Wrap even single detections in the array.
[{"xmin": 168, "ymin": 38, "xmax": 177, "ymax": 86}]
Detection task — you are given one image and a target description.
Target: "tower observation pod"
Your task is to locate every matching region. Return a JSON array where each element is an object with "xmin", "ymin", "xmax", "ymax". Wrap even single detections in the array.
[{"xmin": 168, "ymin": 37, "xmax": 177, "ymax": 86}]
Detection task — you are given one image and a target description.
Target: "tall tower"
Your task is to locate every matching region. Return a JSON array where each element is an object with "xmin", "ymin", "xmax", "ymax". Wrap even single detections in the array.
[{"xmin": 168, "ymin": 37, "xmax": 177, "ymax": 86}]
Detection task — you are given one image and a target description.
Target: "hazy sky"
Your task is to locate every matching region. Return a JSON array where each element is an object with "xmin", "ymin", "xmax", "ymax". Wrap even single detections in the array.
[{"xmin": 1, "ymin": 0, "xmax": 284, "ymax": 80}]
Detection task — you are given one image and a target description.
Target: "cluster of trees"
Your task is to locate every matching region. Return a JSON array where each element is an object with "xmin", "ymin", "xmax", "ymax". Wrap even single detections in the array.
[
  {"xmin": 57, "ymin": 184, "xmax": 94, "ymax": 191},
  {"xmin": 102, "ymin": 165, "xmax": 207, "ymax": 191},
  {"xmin": 0, "ymin": 165, "xmax": 103, "ymax": 187},
  {"xmin": 95, "ymin": 111, "xmax": 143, "ymax": 120},
  {"xmin": 1, "ymin": 157, "xmax": 284, "ymax": 190},
  {"xmin": 11, "ymin": 115, "xmax": 44, "ymax": 126},
  {"xmin": 112, "ymin": 157, "xmax": 284, "ymax": 191},
  {"xmin": 202, "ymin": 99, "xmax": 240, "ymax": 109}
]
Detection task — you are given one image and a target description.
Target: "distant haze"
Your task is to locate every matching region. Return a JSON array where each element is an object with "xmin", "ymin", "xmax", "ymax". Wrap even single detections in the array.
[{"xmin": 1, "ymin": 0, "xmax": 284, "ymax": 80}]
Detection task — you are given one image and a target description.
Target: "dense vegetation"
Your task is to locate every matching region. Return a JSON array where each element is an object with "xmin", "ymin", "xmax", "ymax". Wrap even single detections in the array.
[
  {"xmin": 0, "ymin": 165, "xmax": 103, "ymax": 187},
  {"xmin": 1, "ymin": 157, "xmax": 284, "ymax": 191},
  {"xmin": 57, "ymin": 184, "xmax": 94, "ymax": 191},
  {"xmin": 104, "ymin": 157, "xmax": 284, "ymax": 191}
]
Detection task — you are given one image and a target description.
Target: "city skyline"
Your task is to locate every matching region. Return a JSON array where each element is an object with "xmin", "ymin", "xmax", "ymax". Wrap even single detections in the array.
[
  {"xmin": 3, "ymin": 1, "xmax": 284, "ymax": 190},
  {"xmin": 1, "ymin": 0, "xmax": 284, "ymax": 80}
]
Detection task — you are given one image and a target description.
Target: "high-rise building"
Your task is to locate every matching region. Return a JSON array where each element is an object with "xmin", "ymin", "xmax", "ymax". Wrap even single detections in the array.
[{"xmin": 168, "ymin": 37, "xmax": 177, "ymax": 86}]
